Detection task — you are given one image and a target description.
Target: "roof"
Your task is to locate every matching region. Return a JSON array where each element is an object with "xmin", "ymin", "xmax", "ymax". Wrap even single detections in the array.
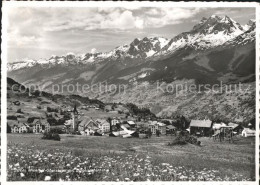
[
  {"xmin": 17, "ymin": 118, "xmax": 28, "ymax": 123},
  {"xmin": 149, "ymin": 121, "xmax": 166, "ymax": 127},
  {"xmin": 213, "ymin": 123, "xmax": 227, "ymax": 129},
  {"xmin": 242, "ymin": 128, "xmax": 255, "ymax": 134},
  {"xmin": 228, "ymin": 123, "xmax": 242, "ymax": 129},
  {"xmin": 79, "ymin": 117, "xmax": 97, "ymax": 128},
  {"xmin": 166, "ymin": 125, "xmax": 176, "ymax": 130},
  {"xmin": 96, "ymin": 119, "xmax": 110, "ymax": 126},
  {"xmin": 7, "ymin": 120, "xmax": 18, "ymax": 127},
  {"xmin": 122, "ymin": 124, "xmax": 131, "ymax": 129},
  {"xmin": 17, "ymin": 122, "xmax": 29, "ymax": 128},
  {"xmin": 157, "ymin": 122, "xmax": 166, "ymax": 127},
  {"xmin": 190, "ymin": 120, "xmax": 212, "ymax": 128},
  {"xmin": 32, "ymin": 119, "xmax": 41, "ymax": 125},
  {"xmin": 127, "ymin": 121, "xmax": 136, "ymax": 125}
]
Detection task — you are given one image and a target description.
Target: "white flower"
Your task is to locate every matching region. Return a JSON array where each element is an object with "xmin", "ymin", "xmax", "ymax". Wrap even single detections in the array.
[
  {"xmin": 20, "ymin": 173, "xmax": 25, "ymax": 177},
  {"xmin": 44, "ymin": 176, "xmax": 51, "ymax": 181}
]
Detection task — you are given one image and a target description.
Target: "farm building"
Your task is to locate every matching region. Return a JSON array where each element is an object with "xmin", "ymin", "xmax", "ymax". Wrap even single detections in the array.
[
  {"xmin": 189, "ymin": 120, "xmax": 213, "ymax": 136},
  {"xmin": 213, "ymin": 122, "xmax": 227, "ymax": 130},
  {"xmin": 166, "ymin": 125, "xmax": 176, "ymax": 135},
  {"xmin": 241, "ymin": 128, "xmax": 255, "ymax": 137},
  {"xmin": 30, "ymin": 119, "xmax": 50, "ymax": 133},
  {"xmin": 149, "ymin": 121, "xmax": 166, "ymax": 135},
  {"xmin": 127, "ymin": 121, "xmax": 136, "ymax": 127},
  {"xmin": 228, "ymin": 123, "xmax": 244, "ymax": 134},
  {"xmin": 96, "ymin": 119, "xmax": 110, "ymax": 133}
]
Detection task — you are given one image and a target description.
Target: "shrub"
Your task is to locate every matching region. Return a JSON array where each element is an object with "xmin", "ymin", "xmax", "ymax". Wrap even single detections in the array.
[
  {"xmin": 17, "ymin": 108, "xmax": 23, "ymax": 114},
  {"xmin": 50, "ymin": 127, "xmax": 64, "ymax": 134},
  {"xmin": 42, "ymin": 132, "xmax": 61, "ymax": 141},
  {"xmin": 47, "ymin": 107, "xmax": 59, "ymax": 113},
  {"xmin": 168, "ymin": 131, "xmax": 201, "ymax": 146}
]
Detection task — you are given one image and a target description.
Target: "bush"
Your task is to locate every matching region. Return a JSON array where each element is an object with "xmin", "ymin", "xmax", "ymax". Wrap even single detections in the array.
[
  {"xmin": 168, "ymin": 131, "xmax": 201, "ymax": 146},
  {"xmin": 42, "ymin": 132, "xmax": 61, "ymax": 141},
  {"xmin": 50, "ymin": 127, "xmax": 64, "ymax": 134},
  {"xmin": 47, "ymin": 107, "xmax": 59, "ymax": 113},
  {"xmin": 17, "ymin": 108, "xmax": 23, "ymax": 114}
]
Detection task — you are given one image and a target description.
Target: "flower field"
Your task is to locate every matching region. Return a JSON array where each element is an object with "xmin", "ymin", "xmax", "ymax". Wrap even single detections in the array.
[
  {"xmin": 7, "ymin": 134, "xmax": 255, "ymax": 181},
  {"xmin": 8, "ymin": 144, "xmax": 253, "ymax": 181}
]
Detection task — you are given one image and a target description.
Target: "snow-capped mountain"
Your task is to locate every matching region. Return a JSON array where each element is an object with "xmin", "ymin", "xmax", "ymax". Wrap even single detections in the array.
[
  {"xmin": 158, "ymin": 15, "xmax": 247, "ymax": 54},
  {"xmin": 223, "ymin": 21, "xmax": 255, "ymax": 47},
  {"xmin": 7, "ymin": 15, "xmax": 255, "ymax": 87},
  {"xmin": 8, "ymin": 37, "xmax": 169, "ymax": 71}
]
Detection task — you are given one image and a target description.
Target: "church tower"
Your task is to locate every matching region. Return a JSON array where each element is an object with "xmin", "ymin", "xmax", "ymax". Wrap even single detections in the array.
[{"xmin": 72, "ymin": 104, "xmax": 79, "ymax": 132}]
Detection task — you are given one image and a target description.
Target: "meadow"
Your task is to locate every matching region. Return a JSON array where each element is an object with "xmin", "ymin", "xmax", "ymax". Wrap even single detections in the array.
[{"xmin": 7, "ymin": 134, "xmax": 255, "ymax": 181}]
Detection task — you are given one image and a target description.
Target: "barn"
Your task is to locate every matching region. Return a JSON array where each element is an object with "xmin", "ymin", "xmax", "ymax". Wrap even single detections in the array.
[{"xmin": 189, "ymin": 120, "xmax": 213, "ymax": 136}]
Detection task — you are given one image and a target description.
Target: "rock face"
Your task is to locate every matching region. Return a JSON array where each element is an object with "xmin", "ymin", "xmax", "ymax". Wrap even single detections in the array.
[{"xmin": 7, "ymin": 15, "xmax": 256, "ymax": 122}]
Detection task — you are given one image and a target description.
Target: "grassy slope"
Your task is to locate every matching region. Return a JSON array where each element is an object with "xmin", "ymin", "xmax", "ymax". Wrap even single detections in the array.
[{"xmin": 7, "ymin": 134, "xmax": 255, "ymax": 179}]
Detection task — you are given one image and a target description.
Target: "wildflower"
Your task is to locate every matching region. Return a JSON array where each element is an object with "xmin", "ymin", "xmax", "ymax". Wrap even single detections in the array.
[
  {"xmin": 20, "ymin": 173, "xmax": 25, "ymax": 178},
  {"xmin": 44, "ymin": 176, "xmax": 51, "ymax": 181}
]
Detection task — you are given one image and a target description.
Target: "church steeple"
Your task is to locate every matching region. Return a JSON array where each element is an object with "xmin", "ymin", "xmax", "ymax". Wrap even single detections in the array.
[
  {"xmin": 72, "ymin": 104, "xmax": 79, "ymax": 132},
  {"xmin": 73, "ymin": 104, "xmax": 78, "ymax": 115}
]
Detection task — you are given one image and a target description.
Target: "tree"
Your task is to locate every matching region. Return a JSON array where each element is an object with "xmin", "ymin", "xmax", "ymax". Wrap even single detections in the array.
[
  {"xmin": 156, "ymin": 129, "xmax": 160, "ymax": 137},
  {"xmin": 107, "ymin": 117, "xmax": 112, "ymax": 133},
  {"xmin": 7, "ymin": 124, "xmax": 11, "ymax": 133}
]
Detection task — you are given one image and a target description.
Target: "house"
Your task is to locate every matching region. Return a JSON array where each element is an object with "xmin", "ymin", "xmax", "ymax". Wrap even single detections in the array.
[
  {"xmin": 127, "ymin": 121, "xmax": 136, "ymax": 127},
  {"xmin": 189, "ymin": 120, "xmax": 213, "ymax": 136},
  {"xmin": 149, "ymin": 121, "xmax": 166, "ymax": 135},
  {"xmin": 17, "ymin": 122, "xmax": 29, "ymax": 133},
  {"xmin": 228, "ymin": 122, "xmax": 244, "ymax": 134},
  {"xmin": 78, "ymin": 117, "xmax": 99, "ymax": 135},
  {"xmin": 166, "ymin": 125, "xmax": 176, "ymax": 135},
  {"xmin": 111, "ymin": 118, "xmax": 120, "ymax": 126},
  {"xmin": 8, "ymin": 120, "xmax": 29, "ymax": 133},
  {"xmin": 8, "ymin": 120, "xmax": 19, "ymax": 133},
  {"xmin": 112, "ymin": 124, "xmax": 136, "ymax": 138},
  {"xmin": 96, "ymin": 119, "xmax": 110, "ymax": 133},
  {"xmin": 122, "ymin": 123, "xmax": 131, "ymax": 129},
  {"xmin": 213, "ymin": 122, "xmax": 227, "ymax": 130},
  {"xmin": 31, "ymin": 119, "xmax": 50, "ymax": 133},
  {"xmin": 242, "ymin": 128, "xmax": 255, "ymax": 137}
]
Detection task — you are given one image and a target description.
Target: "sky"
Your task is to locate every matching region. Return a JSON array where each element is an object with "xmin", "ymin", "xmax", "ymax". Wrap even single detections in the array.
[{"xmin": 7, "ymin": 7, "xmax": 255, "ymax": 62}]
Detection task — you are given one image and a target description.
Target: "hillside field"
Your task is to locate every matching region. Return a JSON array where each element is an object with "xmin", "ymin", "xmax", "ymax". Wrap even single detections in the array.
[{"xmin": 7, "ymin": 134, "xmax": 255, "ymax": 181}]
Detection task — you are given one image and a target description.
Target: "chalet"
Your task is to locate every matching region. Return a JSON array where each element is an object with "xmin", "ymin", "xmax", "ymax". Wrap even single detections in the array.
[
  {"xmin": 213, "ymin": 122, "xmax": 227, "ymax": 130},
  {"xmin": 228, "ymin": 122, "xmax": 244, "ymax": 134},
  {"xmin": 166, "ymin": 125, "xmax": 176, "ymax": 135},
  {"xmin": 242, "ymin": 128, "xmax": 255, "ymax": 137},
  {"xmin": 111, "ymin": 118, "xmax": 120, "ymax": 126},
  {"xmin": 8, "ymin": 120, "xmax": 19, "ymax": 133},
  {"xmin": 31, "ymin": 119, "xmax": 50, "ymax": 133},
  {"xmin": 17, "ymin": 122, "xmax": 29, "ymax": 133},
  {"xmin": 189, "ymin": 120, "xmax": 213, "ymax": 136},
  {"xmin": 78, "ymin": 117, "xmax": 98, "ymax": 135},
  {"xmin": 127, "ymin": 121, "xmax": 136, "ymax": 127},
  {"xmin": 96, "ymin": 119, "xmax": 110, "ymax": 133},
  {"xmin": 149, "ymin": 121, "xmax": 166, "ymax": 135}
]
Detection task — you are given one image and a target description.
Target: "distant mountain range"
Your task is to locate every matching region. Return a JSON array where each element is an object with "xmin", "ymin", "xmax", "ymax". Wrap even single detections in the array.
[{"xmin": 7, "ymin": 15, "xmax": 256, "ymax": 121}]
